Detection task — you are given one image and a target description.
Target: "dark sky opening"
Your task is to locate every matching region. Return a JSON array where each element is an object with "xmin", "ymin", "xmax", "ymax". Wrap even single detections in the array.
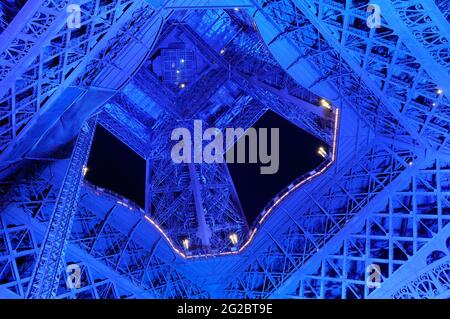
[
  {"xmin": 85, "ymin": 125, "xmax": 146, "ymax": 207},
  {"xmin": 226, "ymin": 110, "xmax": 327, "ymax": 227},
  {"xmin": 85, "ymin": 113, "xmax": 328, "ymax": 227}
]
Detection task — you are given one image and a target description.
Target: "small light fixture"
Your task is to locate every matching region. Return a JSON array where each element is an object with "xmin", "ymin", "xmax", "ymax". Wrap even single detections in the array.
[
  {"xmin": 180, "ymin": 59, "xmax": 185, "ymax": 64},
  {"xmin": 182, "ymin": 238, "xmax": 190, "ymax": 250},
  {"xmin": 437, "ymin": 88, "xmax": 443, "ymax": 95},
  {"xmin": 82, "ymin": 165, "xmax": 88, "ymax": 177},
  {"xmin": 176, "ymin": 70, "xmax": 180, "ymax": 74},
  {"xmin": 318, "ymin": 146, "xmax": 327, "ymax": 158},
  {"xmin": 229, "ymin": 233, "xmax": 238, "ymax": 245},
  {"xmin": 234, "ymin": 7, "xmax": 239, "ymax": 11},
  {"xmin": 220, "ymin": 48, "xmax": 225, "ymax": 55},
  {"xmin": 179, "ymin": 83, "xmax": 186, "ymax": 89},
  {"xmin": 408, "ymin": 161, "xmax": 413, "ymax": 166},
  {"xmin": 320, "ymin": 98, "xmax": 331, "ymax": 109}
]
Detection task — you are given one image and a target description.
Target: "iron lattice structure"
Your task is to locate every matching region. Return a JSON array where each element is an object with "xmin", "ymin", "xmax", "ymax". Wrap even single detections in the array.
[{"xmin": 0, "ymin": 0, "xmax": 449, "ymax": 299}]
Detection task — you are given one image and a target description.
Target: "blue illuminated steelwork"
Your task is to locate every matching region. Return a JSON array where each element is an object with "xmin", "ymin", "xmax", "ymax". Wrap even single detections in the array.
[
  {"xmin": 0, "ymin": 0, "xmax": 449, "ymax": 299},
  {"xmin": 26, "ymin": 116, "xmax": 97, "ymax": 299}
]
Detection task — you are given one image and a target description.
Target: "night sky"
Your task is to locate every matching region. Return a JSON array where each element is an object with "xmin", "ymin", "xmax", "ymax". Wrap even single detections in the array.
[
  {"xmin": 86, "ymin": 125, "xmax": 146, "ymax": 207},
  {"xmin": 86, "ymin": 111, "xmax": 327, "ymax": 226},
  {"xmin": 227, "ymin": 110, "xmax": 326, "ymax": 226}
]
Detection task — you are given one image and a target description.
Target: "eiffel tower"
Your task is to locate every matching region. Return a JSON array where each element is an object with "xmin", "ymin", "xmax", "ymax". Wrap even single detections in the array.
[{"xmin": 0, "ymin": 0, "xmax": 449, "ymax": 299}]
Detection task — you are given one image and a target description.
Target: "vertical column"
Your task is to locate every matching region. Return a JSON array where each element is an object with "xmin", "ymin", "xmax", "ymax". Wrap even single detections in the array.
[
  {"xmin": 188, "ymin": 163, "xmax": 212, "ymax": 248},
  {"xmin": 26, "ymin": 116, "xmax": 97, "ymax": 299},
  {"xmin": 145, "ymin": 158, "xmax": 152, "ymax": 214}
]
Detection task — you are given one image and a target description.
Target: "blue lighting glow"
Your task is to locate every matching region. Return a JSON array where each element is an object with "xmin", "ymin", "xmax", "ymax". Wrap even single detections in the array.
[{"xmin": 0, "ymin": 0, "xmax": 449, "ymax": 300}]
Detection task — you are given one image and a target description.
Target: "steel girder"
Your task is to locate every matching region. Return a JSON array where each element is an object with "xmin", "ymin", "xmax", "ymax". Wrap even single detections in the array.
[
  {"xmin": 434, "ymin": 1, "xmax": 449, "ymax": 21},
  {"xmin": 181, "ymin": 16, "xmax": 335, "ymax": 143},
  {"xmin": 0, "ymin": 0, "xmax": 256, "ymax": 164},
  {"xmin": 0, "ymin": 0, "xmax": 138, "ymax": 156},
  {"xmin": 251, "ymin": 1, "xmax": 407, "ymax": 146},
  {"xmin": 133, "ymin": 58, "xmax": 333, "ymax": 256},
  {"xmin": 370, "ymin": 212, "xmax": 450, "ymax": 299},
  {"xmin": 222, "ymin": 15, "xmax": 334, "ymax": 143},
  {"xmin": 251, "ymin": 0, "xmax": 449, "ymax": 153},
  {"xmin": 0, "ymin": 161, "xmax": 152, "ymax": 298},
  {"xmin": 97, "ymin": 63, "xmax": 251, "ymax": 256},
  {"xmin": 110, "ymin": 14, "xmax": 329, "ymax": 255},
  {"xmin": 0, "ymin": 1, "xmax": 350, "ymax": 298},
  {"xmin": 222, "ymin": 138, "xmax": 415, "ymax": 297},
  {"xmin": 144, "ymin": 116, "xmax": 249, "ymax": 255},
  {"xmin": 287, "ymin": 0, "xmax": 450, "ymax": 152},
  {"xmin": 241, "ymin": 0, "xmax": 450, "ymax": 299},
  {"xmin": 98, "ymin": 101, "xmax": 153, "ymax": 159},
  {"xmin": 132, "ymin": 46, "xmax": 260, "ymax": 132},
  {"xmin": 377, "ymin": 0, "xmax": 450, "ymax": 90},
  {"xmin": 107, "ymin": 33, "xmax": 253, "ymax": 255},
  {"xmin": 158, "ymin": 0, "xmax": 254, "ymax": 10},
  {"xmin": 72, "ymin": 185, "xmax": 209, "ymax": 298},
  {"xmin": 0, "ymin": 158, "xmax": 208, "ymax": 298},
  {"xmin": 1, "ymin": 0, "xmax": 450, "ymax": 299},
  {"xmin": 280, "ymin": 156, "xmax": 450, "ymax": 299},
  {"xmin": 389, "ymin": 255, "xmax": 450, "ymax": 299},
  {"xmin": 0, "ymin": 0, "xmax": 167, "ymax": 165},
  {"xmin": 0, "ymin": 0, "xmax": 83, "ymax": 93}
]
